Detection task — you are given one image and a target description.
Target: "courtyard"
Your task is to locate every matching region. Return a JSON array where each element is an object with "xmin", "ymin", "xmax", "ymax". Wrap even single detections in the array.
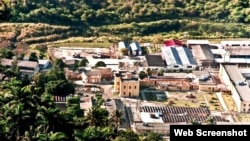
[{"xmin": 141, "ymin": 89, "xmax": 224, "ymax": 112}]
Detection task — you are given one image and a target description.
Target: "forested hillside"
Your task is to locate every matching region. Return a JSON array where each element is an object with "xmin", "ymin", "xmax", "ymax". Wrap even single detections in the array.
[
  {"xmin": 2, "ymin": 0, "xmax": 250, "ymax": 25},
  {"xmin": 1, "ymin": 0, "xmax": 250, "ymax": 47}
]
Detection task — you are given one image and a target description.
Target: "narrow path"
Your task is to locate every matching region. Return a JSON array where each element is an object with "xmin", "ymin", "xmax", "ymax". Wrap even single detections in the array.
[
  {"xmin": 203, "ymin": 95, "xmax": 209, "ymax": 106},
  {"xmin": 216, "ymin": 92, "xmax": 228, "ymax": 111}
]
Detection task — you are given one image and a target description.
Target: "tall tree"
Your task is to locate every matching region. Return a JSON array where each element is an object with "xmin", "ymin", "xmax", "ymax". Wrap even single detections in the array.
[
  {"xmin": 78, "ymin": 58, "xmax": 89, "ymax": 67},
  {"xmin": 110, "ymin": 109, "xmax": 124, "ymax": 135},
  {"xmin": 95, "ymin": 61, "xmax": 106, "ymax": 67},
  {"xmin": 0, "ymin": 48, "xmax": 14, "ymax": 59},
  {"xmin": 116, "ymin": 130, "xmax": 140, "ymax": 141},
  {"xmin": 85, "ymin": 105, "xmax": 109, "ymax": 127},
  {"xmin": 53, "ymin": 59, "xmax": 65, "ymax": 70},
  {"xmin": 66, "ymin": 96, "xmax": 83, "ymax": 117},
  {"xmin": 45, "ymin": 79, "xmax": 75, "ymax": 96},
  {"xmin": 138, "ymin": 71, "xmax": 147, "ymax": 80}
]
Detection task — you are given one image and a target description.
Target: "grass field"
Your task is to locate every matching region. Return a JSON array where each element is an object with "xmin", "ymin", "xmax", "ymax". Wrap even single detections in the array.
[
  {"xmin": 236, "ymin": 113, "xmax": 250, "ymax": 122},
  {"xmin": 222, "ymin": 94, "xmax": 237, "ymax": 111},
  {"xmin": 143, "ymin": 90, "xmax": 225, "ymax": 111},
  {"xmin": 51, "ymin": 42, "xmax": 113, "ymax": 48},
  {"xmin": 165, "ymin": 92, "xmax": 207, "ymax": 107},
  {"xmin": 203, "ymin": 93, "xmax": 223, "ymax": 111}
]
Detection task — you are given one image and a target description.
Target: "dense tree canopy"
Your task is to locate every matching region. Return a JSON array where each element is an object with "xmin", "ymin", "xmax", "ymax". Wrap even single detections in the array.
[
  {"xmin": 0, "ymin": 76, "xmax": 142, "ymax": 141},
  {"xmin": 1, "ymin": 0, "xmax": 250, "ymax": 25},
  {"xmin": 0, "ymin": 0, "xmax": 250, "ymax": 42}
]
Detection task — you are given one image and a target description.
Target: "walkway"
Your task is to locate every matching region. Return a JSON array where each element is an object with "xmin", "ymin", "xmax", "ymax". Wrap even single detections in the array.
[
  {"xmin": 216, "ymin": 92, "xmax": 228, "ymax": 111},
  {"xmin": 203, "ymin": 95, "xmax": 209, "ymax": 106},
  {"xmin": 215, "ymin": 92, "xmax": 235, "ymax": 122}
]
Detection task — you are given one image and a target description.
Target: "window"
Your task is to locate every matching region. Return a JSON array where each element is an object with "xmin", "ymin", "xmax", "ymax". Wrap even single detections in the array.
[
  {"xmin": 135, "ymin": 86, "xmax": 137, "ymax": 89},
  {"xmin": 174, "ymin": 65, "xmax": 179, "ymax": 68},
  {"xmin": 243, "ymin": 109, "xmax": 245, "ymax": 112},
  {"xmin": 187, "ymin": 66, "xmax": 192, "ymax": 68},
  {"xmin": 129, "ymin": 86, "xmax": 131, "ymax": 89},
  {"xmin": 244, "ymin": 104, "xmax": 246, "ymax": 106},
  {"xmin": 124, "ymin": 92, "xmax": 125, "ymax": 95},
  {"xmin": 124, "ymin": 86, "xmax": 126, "ymax": 89},
  {"xmin": 232, "ymin": 44, "xmax": 240, "ymax": 46}
]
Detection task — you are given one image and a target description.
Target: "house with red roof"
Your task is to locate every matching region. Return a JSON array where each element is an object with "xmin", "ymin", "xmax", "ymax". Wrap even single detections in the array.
[{"xmin": 163, "ymin": 39, "xmax": 183, "ymax": 47}]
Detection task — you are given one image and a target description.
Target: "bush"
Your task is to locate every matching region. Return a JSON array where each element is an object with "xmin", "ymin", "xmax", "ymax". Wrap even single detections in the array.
[
  {"xmin": 209, "ymin": 100, "xmax": 215, "ymax": 104},
  {"xmin": 168, "ymin": 100, "xmax": 175, "ymax": 106},
  {"xmin": 211, "ymin": 97, "xmax": 218, "ymax": 100},
  {"xmin": 186, "ymin": 94, "xmax": 196, "ymax": 99}
]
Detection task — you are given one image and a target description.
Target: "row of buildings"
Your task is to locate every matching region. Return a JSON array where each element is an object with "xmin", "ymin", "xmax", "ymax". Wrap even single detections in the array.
[
  {"xmin": 118, "ymin": 40, "xmax": 250, "ymax": 71},
  {"xmin": 0, "ymin": 58, "xmax": 51, "ymax": 78},
  {"xmin": 1, "ymin": 40, "xmax": 250, "ymax": 114},
  {"xmin": 115, "ymin": 40, "xmax": 250, "ymax": 114}
]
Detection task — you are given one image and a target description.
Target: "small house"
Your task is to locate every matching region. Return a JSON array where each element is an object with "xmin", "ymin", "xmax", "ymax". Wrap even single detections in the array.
[{"xmin": 130, "ymin": 42, "xmax": 142, "ymax": 56}]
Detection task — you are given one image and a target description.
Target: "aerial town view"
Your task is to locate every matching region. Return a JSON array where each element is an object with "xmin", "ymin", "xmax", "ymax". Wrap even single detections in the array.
[{"xmin": 1, "ymin": 0, "xmax": 250, "ymax": 141}]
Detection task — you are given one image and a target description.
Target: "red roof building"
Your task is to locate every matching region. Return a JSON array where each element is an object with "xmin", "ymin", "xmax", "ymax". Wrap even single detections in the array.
[{"xmin": 164, "ymin": 39, "xmax": 183, "ymax": 47}]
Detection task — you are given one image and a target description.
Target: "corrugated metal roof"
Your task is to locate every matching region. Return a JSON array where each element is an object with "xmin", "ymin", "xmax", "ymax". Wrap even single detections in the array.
[
  {"xmin": 176, "ymin": 47, "xmax": 189, "ymax": 65},
  {"xmin": 187, "ymin": 40, "xmax": 209, "ymax": 45},
  {"xmin": 224, "ymin": 65, "xmax": 250, "ymax": 101},
  {"xmin": 130, "ymin": 42, "xmax": 141, "ymax": 51},
  {"xmin": 118, "ymin": 41, "xmax": 129, "ymax": 49},
  {"xmin": 164, "ymin": 39, "xmax": 183, "ymax": 47},
  {"xmin": 1, "ymin": 59, "xmax": 38, "ymax": 68},
  {"xmin": 162, "ymin": 47, "xmax": 181, "ymax": 65},
  {"xmin": 162, "ymin": 47, "xmax": 196, "ymax": 66}
]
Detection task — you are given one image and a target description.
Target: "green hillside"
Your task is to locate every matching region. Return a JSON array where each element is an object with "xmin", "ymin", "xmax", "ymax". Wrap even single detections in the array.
[{"xmin": 1, "ymin": 0, "xmax": 250, "ymax": 48}]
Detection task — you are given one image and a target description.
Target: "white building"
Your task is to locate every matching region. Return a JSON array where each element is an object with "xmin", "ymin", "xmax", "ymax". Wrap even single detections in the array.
[
  {"xmin": 130, "ymin": 42, "xmax": 142, "ymax": 56},
  {"xmin": 118, "ymin": 41, "xmax": 130, "ymax": 50},
  {"xmin": 161, "ymin": 47, "xmax": 197, "ymax": 71},
  {"xmin": 219, "ymin": 64, "xmax": 250, "ymax": 112},
  {"xmin": 1, "ymin": 59, "xmax": 39, "ymax": 78},
  {"xmin": 221, "ymin": 40, "xmax": 250, "ymax": 48},
  {"xmin": 187, "ymin": 39, "xmax": 210, "ymax": 47},
  {"xmin": 211, "ymin": 41, "xmax": 250, "ymax": 66}
]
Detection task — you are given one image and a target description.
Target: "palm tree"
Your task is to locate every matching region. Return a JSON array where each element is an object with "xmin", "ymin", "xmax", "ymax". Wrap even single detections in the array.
[
  {"xmin": 74, "ymin": 126, "xmax": 113, "ymax": 141},
  {"xmin": 85, "ymin": 106, "xmax": 109, "ymax": 127},
  {"xmin": 117, "ymin": 130, "xmax": 140, "ymax": 141},
  {"xmin": 110, "ymin": 109, "xmax": 124, "ymax": 134},
  {"xmin": 36, "ymin": 131, "xmax": 68, "ymax": 141},
  {"xmin": 32, "ymin": 72, "xmax": 46, "ymax": 89}
]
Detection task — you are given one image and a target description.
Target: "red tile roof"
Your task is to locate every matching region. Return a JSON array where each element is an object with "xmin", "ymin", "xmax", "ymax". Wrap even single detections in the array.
[{"xmin": 164, "ymin": 39, "xmax": 183, "ymax": 47}]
